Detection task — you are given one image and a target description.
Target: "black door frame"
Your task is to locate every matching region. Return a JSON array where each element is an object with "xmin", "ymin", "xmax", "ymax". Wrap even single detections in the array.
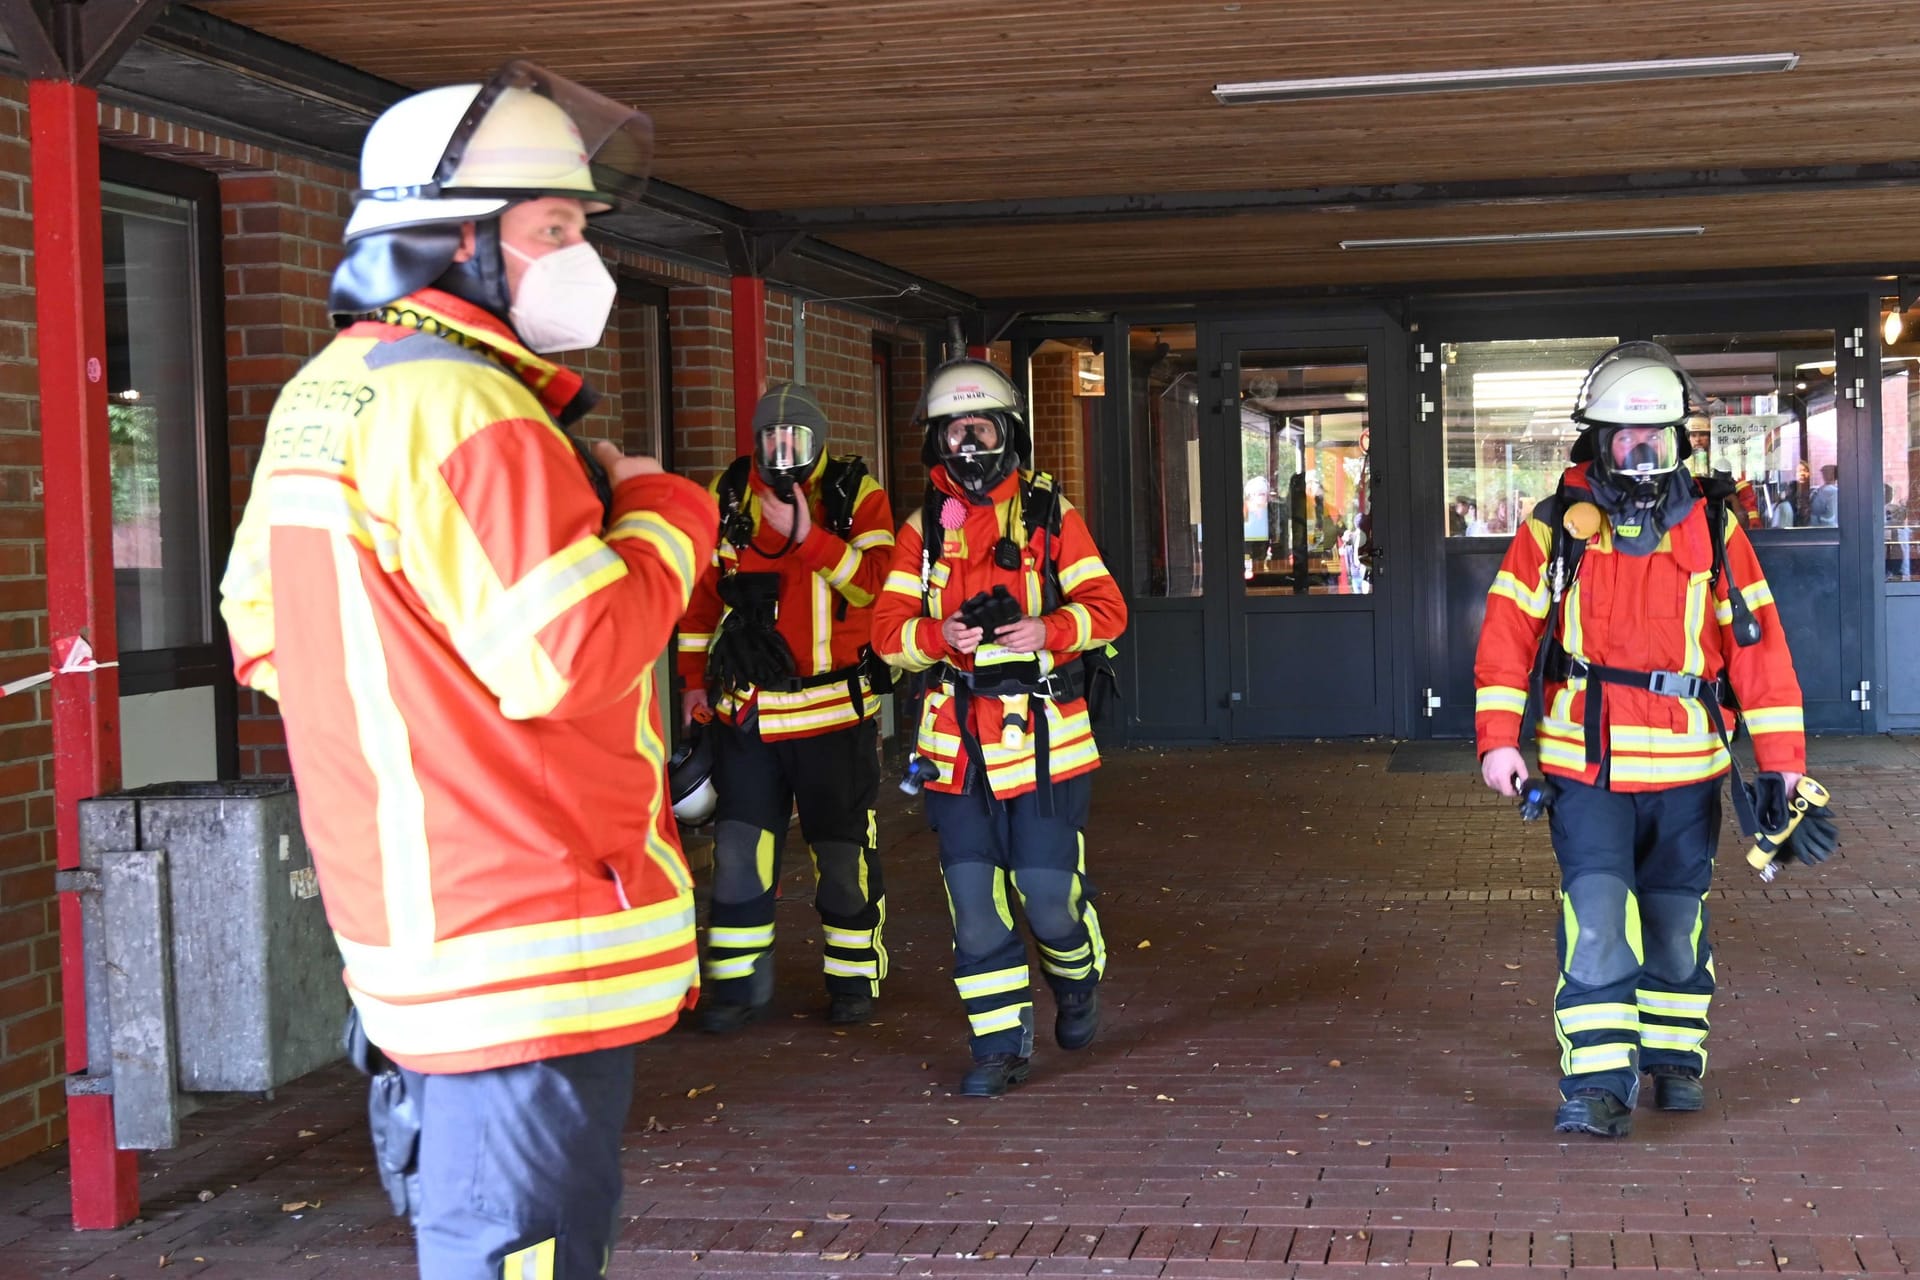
[
  {"xmin": 1407, "ymin": 282, "xmax": 1881, "ymax": 740},
  {"xmin": 1201, "ymin": 314, "xmax": 1414, "ymax": 739}
]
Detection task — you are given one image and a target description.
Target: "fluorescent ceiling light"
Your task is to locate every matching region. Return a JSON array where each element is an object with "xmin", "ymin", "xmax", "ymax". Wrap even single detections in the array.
[
  {"xmin": 1213, "ymin": 53, "xmax": 1797, "ymax": 104},
  {"xmin": 1340, "ymin": 226, "xmax": 1704, "ymax": 251}
]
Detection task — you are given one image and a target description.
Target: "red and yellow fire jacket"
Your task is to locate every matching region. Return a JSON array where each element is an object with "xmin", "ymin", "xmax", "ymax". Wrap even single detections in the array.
[
  {"xmin": 872, "ymin": 468, "xmax": 1127, "ymax": 799},
  {"xmin": 220, "ymin": 289, "xmax": 718, "ymax": 1074},
  {"xmin": 675, "ymin": 454, "xmax": 894, "ymax": 740},
  {"xmin": 1475, "ymin": 462, "xmax": 1806, "ymax": 789}
]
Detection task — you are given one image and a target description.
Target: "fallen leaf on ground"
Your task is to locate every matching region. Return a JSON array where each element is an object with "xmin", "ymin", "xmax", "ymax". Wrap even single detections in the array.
[
  {"xmin": 1156, "ymin": 1094, "xmax": 1175, "ymax": 1101},
  {"xmin": 1328, "ymin": 1059, "xmax": 1343, "ymax": 1067},
  {"xmin": 791, "ymin": 1230, "xmax": 804, "ymax": 1238},
  {"xmin": 297, "ymin": 1129, "xmax": 317, "ymax": 1138},
  {"xmin": 280, "ymin": 1201, "xmax": 312, "ymax": 1213},
  {"xmin": 195, "ymin": 1190, "xmax": 214, "ymax": 1203},
  {"xmin": 1356, "ymin": 1140, "xmax": 1373, "ymax": 1147},
  {"xmin": 1137, "ymin": 940, "xmax": 1153, "ymax": 949},
  {"xmin": 828, "ymin": 1212, "xmax": 852, "ymax": 1221},
  {"xmin": 1503, "ymin": 963, "xmax": 1522, "ymax": 970},
  {"xmin": 820, "ymin": 1251, "xmax": 860, "ymax": 1262},
  {"xmin": 686, "ymin": 1084, "xmax": 717, "ymax": 1098},
  {"xmin": 1453, "ymin": 1260, "xmax": 1481, "ymax": 1267},
  {"xmin": 1316, "ymin": 1113, "xmax": 1330, "ymax": 1119}
]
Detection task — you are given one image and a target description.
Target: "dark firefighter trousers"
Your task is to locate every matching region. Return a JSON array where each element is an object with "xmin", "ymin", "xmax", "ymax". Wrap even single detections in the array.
[
  {"xmin": 925, "ymin": 772, "xmax": 1105, "ymax": 1060},
  {"xmin": 1548, "ymin": 774, "xmax": 1720, "ymax": 1108},
  {"xmin": 350, "ymin": 1007, "xmax": 635, "ymax": 1280},
  {"xmin": 704, "ymin": 716, "xmax": 886, "ymax": 1007}
]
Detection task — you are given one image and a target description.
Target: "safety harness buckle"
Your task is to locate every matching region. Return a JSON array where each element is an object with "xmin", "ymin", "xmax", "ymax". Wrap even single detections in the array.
[{"xmin": 1647, "ymin": 669, "xmax": 1708, "ymax": 700}]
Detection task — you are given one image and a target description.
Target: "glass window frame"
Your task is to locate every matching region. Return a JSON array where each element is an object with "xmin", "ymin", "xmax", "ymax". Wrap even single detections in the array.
[
  {"xmin": 609, "ymin": 271, "xmax": 673, "ymax": 466},
  {"xmin": 100, "ymin": 146, "xmax": 236, "ymax": 771}
]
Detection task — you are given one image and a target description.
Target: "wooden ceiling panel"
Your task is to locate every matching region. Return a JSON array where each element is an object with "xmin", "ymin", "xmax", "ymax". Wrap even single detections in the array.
[
  {"xmin": 201, "ymin": 0, "xmax": 1920, "ymax": 210},
  {"xmin": 826, "ymin": 188, "xmax": 1920, "ymax": 298}
]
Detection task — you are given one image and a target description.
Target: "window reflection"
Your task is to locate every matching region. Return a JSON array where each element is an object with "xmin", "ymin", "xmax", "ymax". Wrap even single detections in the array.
[
  {"xmin": 1656, "ymin": 332, "xmax": 1840, "ymax": 531},
  {"xmin": 104, "ymin": 182, "xmax": 210, "ymax": 654},
  {"xmin": 1129, "ymin": 325, "xmax": 1202, "ymax": 598},
  {"xmin": 1880, "ymin": 356, "xmax": 1920, "ymax": 581},
  {"xmin": 1238, "ymin": 348, "xmax": 1372, "ymax": 596}
]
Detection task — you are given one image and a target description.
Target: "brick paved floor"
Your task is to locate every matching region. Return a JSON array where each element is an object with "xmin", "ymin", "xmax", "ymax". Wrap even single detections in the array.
[{"xmin": 2, "ymin": 739, "xmax": 1917, "ymax": 1278}]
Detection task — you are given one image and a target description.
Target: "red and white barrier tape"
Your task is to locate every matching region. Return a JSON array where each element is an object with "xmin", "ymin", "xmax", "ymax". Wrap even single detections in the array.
[{"xmin": 0, "ymin": 636, "xmax": 119, "ymax": 698}]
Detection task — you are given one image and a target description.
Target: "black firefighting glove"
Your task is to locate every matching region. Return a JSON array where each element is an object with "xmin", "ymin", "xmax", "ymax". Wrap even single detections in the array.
[
  {"xmin": 1516, "ymin": 775, "xmax": 1559, "ymax": 823},
  {"xmin": 1743, "ymin": 774, "xmax": 1838, "ymax": 879},
  {"xmin": 957, "ymin": 585, "xmax": 1023, "ymax": 638}
]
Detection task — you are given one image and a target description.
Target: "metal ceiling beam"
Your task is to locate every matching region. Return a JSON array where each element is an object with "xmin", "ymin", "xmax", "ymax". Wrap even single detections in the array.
[
  {"xmin": 97, "ymin": 5, "xmax": 979, "ymax": 321},
  {"xmin": 0, "ymin": 0, "xmax": 169, "ymax": 85},
  {"xmin": 750, "ymin": 163, "xmax": 1920, "ymax": 234}
]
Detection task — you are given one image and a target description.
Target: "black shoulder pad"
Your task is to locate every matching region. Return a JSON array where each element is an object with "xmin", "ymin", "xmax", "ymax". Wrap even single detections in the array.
[{"xmin": 1021, "ymin": 470, "xmax": 1065, "ymax": 539}]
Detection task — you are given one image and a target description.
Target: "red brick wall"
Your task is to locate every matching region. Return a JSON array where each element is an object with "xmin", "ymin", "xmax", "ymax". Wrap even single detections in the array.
[
  {"xmin": 0, "ymin": 76, "xmax": 62, "ymax": 1169},
  {"xmin": 1029, "ymin": 346, "xmax": 1086, "ymax": 507}
]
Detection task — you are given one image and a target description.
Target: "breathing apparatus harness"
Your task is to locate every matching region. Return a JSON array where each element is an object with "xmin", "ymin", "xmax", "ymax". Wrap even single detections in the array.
[
  {"xmin": 706, "ymin": 453, "xmax": 892, "ymax": 716},
  {"xmin": 1522, "ymin": 468, "xmax": 1769, "ymax": 837},
  {"xmin": 900, "ymin": 470, "xmax": 1118, "ymax": 806}
]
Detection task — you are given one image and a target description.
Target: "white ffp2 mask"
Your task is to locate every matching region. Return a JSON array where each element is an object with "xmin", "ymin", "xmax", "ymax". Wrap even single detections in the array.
[{"xmin": 502, "ymin": 241, "xmax": 617, "ymax": 353}]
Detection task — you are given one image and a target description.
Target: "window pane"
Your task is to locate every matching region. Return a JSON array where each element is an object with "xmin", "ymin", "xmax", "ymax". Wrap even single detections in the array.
[
  {"xmin": 1655, "ymin": 330, "xmax": 1839, "ymax": 530},
  {"xmin": 1128, "ymin": 325, "xmax": 1201, "ymax": 598},
  {"xmin": 104, "ymin": 182, "xmax": 210, "ymax": 653},
  {"xmin": 1441, "ymin": 337, "xmax": 1620, "ymax": 538},
  {"xmin": 1882, "ymin": 357, "xmax": 1919, "ymax": 581},
  {"xmin": 1238, "ymin": 347, "xmax": 1372, "ymax": 596},
  {"xmin": 612, "ymin": 296, "xmax": 666, "ymax": 458}
]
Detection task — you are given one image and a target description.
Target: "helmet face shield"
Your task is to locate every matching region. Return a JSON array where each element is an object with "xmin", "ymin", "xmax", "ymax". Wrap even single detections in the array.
[
  {"xmin": 934, "ymin": 413, "xmax": 1014, "ymax": 493},
  {"xmin": 351, "ymin": 59, "xmax": 653, "ymax": 233}
]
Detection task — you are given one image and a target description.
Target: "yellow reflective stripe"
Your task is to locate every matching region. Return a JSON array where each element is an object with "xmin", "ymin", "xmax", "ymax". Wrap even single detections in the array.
[
  {"xmin": 1056, "ymin": 556, "xmax": 1111, "ymax": 592},
  {"xmin": 338, "ymin": 899, "xmax": 696, "ymax": 999},
  {"xmin": 1555, "ymin": 1002, "xmax": 1640, "ymax": 1034},
  {"xmin": 955, "ymin": 965, "xmax": 1031, "ymax": 999},
  {"xmin": 331, "ymin": 538, "xmax": 437, "ymax": 951},
  {"xmin": 1742, "ymin": 705, "xmax": 1804, "ymax": 735},
  {"xmin": 677, "ymin": 632, "xmax": 713, "ymax": 653},
  {"xmin": 968, "ymin": 1004, "xmax": 1029, "ymax": 1036},
  {"xmin": 463, "ymin": 539, "xmax": 626, "ymax": 670},
  {"xmin": 1683, "ymin": 571, "xmax": 1709, "ymax": 676},
  {"xmin": 1636, "ymin": 990, "xmax": 1712, "ymax": 1014},
  {"xmin": 1038, "ymin": 941, "xmax": 1092, "ymax": 964},
  {"xmin": 267, "ymin": 473, "xmax": 376, "ymax": 547},
  {"xmin": 630, "ymin": 673, "xmax": 692, "ymax": 894},
  {"xmin": 898, "ymin": 617, "xmax": 938, "ymax": 669},
  {"xmin": 706, "ymin": 955, "xmax": 758, "ymax": 980},
  {"xmin": 1566, "ymin": 1044, "xmax": 1636, "ymax": 1074},
  {"xmin": 824, "ymin": 957, "xmax": 879, "ymax": 977},
  {"xmin": 824, "ymin": 926, "xmax": 874, "ymax": 948},
  {"xmin": 353, "ymin": 954, "xmax": 698, "ymax": 1057},
  {"xmin": 1057, "ymin": 602, "xmax": 1093, "ymax": 650},
  {"xmin": 708, "ymin": 924, "xmax": 774, "ymax": 949},
  {"xmin": 814, "ymin": 570, "xmax": 833, "ymax": 674},
  {"xmin": 1606, "ymin": 723, "xmax": 1727, "ymax": 755},
  {"xmin": 850, "ymin": 528, "xmax": 894, "ymax": 551},
  {"xmin": 1476, "ymin": 685, "xmax": 1527, "ymax": 716},
  {"xmin": 823, "ymin": 541, "xmax": 862, "ymax": 588},
  {"xmin": 1490, "ymin": 569, "xmax": 1549, "ymax": 619},
  {"xmin": 503, "ymin": 1236, "xmax": 557, "ymax": 1280},
  {"xmin": 606, "ymin": 510, "xmax": 699, "ymax": 597},
  {"xmin": 1605, "ymin": 751, "xmax": 1730, "ymax": 786},
  {"xmin": 1742, "ymin": 578, "xmax": 1776, "ymax": 610},
  {"xmin": 1639, "ymin": 1025, "xmax": 1707, "ymax": 1050},
  {"xmin": 884, "ymin": 569, "xmax": 923, "ymax": 597}
]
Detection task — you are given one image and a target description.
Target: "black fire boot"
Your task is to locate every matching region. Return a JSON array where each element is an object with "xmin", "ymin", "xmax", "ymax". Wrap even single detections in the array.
[
  {"xmin": 959, "ymin": 1054, "xmax": 1031, "ymax": 1098},
  {"xmin": 1649, "ymin": 1066, "xmax": 1705, "ymax": 1112},
  {"xmin": 827, "ymin": 992, "xmax": 873, "ymax": 1026},
  {"xmin": 699, "ymin": 1001, "xmax": 767, "ymax": 1034},
  {"xmin": 1054, "ymin": 989, "xmax": 1100, "ymax": 1051},
  {"xmin": 1553, "ymin": 1088, "xmax": 1633, "ymax": 1137}
]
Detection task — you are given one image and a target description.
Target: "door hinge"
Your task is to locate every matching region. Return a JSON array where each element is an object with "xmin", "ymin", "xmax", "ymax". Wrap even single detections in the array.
[
  {"xmin": 1851, "ymin": 679, "xmax": 1872, "ymax": 711},
  {"xmin": 1419, "ymin": 396, "xmax": 1436, "ymax": 422},
  {"xmin": 1423, "ymin": 687, "xmax": 1442, "ymax": 716},
  {"xmin": 1844, "ymin": 376, "xmax": 1867, "ymax": 406},
  {"xmin": 1843, "ymin": 327, "xmax": 1865, "ymax": 354},
  {"xmin": 1418, "ymin": 344, "xmax": 1435, "ymax": 369}
]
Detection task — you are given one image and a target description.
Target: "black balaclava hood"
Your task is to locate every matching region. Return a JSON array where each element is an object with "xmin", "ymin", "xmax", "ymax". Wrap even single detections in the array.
[
  {"xmin": 1588, "ymin": 464, "xmax": 1698, "ymax": 557},
  {"xmin": 429, "ymin": 220, "xmax": 514, "ymax": 323}
]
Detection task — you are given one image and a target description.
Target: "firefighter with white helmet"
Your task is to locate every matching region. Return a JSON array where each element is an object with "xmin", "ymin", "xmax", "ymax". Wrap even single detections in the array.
[
  {"xmin": 1473, "ymin": 341, "xmax": 1822, "ymax": 1138},
  {"xmin": 221, "ymin": 62, "xmax": 716, "ymax": 1276},
  {"xmin": 872, "ymin": 356, "xmax": 1127, "ymax": 1098}
]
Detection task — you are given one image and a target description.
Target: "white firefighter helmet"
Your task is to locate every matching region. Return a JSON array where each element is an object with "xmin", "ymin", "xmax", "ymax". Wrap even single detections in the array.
[
  {"xmin": 345, "ymin": 60, "xmax": 653, "ymax": 240},
  {"xmin": 918, "ymin": 359, "xmax": 1023, "ymax": 423},
  {"xmin": 668, "ymin": 725, "xmax": 717, "ymax": 827},
  {"xmin": 1571, "ymin": 341, "xmax": 1692, "ymax": 429},
  {"xmin": 915, "ymin": 358, "xmax": 1031, "ymax": 493}
]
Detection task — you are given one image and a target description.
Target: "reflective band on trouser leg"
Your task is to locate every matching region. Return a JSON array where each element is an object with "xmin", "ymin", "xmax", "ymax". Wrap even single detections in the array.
[
  {"xmin": 704, "ymin": 821, "xmax": 779, "ymax": 1005},
  {"xmin": 1636, "ymin": 884, "xmax": 1714, "ymax": 1078},
  {"xmin": 812, "ymin": 839, "xmax": 887, "ymax": 996},
  {"xmin": 944, "ymin": 860, "xmax": 1034, "ymax": 1059},
  {"xmin": 1553, "ymin": 871, "xmax": 1644, "ymax": 1106}
]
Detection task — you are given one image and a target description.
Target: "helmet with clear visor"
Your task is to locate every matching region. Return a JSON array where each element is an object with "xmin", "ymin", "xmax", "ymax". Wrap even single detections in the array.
[
  {"xmin": 1569, "ymin": 341, "xmax": 1700, "ymax": 491},
  {"xmin": 915, "ymin": 358, "xmax": 1028, "ymax": 496},
  {"xmin": 346, "ymin": 60, "xmax": 654, "ymax": 241}
]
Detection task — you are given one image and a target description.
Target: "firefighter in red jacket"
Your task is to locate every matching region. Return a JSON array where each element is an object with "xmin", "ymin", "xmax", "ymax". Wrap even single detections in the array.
[
  {"xmin": 872, "ymin": 358, "xmax": 1127, "ymax": 1097},
  {"xmin": 221, "ymin": 65, "xmax": 716, "ymax": 1277},
  {"xmin": 676, "ymin": 382, "xmax": 896, "ymax": 1031},
  {"xmin": 1687, "ymin": 415, "xmax": 1763, "ymax": 528},
  {"xmin": 1475, "ymin": 342, "xmax": 1810, "ymax": 1139}
]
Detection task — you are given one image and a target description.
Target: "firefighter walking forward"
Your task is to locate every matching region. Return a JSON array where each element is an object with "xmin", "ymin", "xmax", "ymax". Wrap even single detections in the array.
[
  {"xmin": 1474, "ymin": 341, "xmax": 1807, "ymax": 1139},
  {"xmin": 677, "ymin": 383, "xmax": 897, "ymax": 1031},
  {"xmin": 220, "ymin": 65, "xmax": 717, "ymax": 1277},
  {"xmin": 872, "ymin": 358, "xmax": 1127, "ymax": 1098}
]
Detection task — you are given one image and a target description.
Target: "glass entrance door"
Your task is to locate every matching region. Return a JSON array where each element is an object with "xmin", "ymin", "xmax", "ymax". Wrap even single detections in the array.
[{"xmin": 1215, "ymin": 332, "xmax": 1392, "ymax": 737}]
